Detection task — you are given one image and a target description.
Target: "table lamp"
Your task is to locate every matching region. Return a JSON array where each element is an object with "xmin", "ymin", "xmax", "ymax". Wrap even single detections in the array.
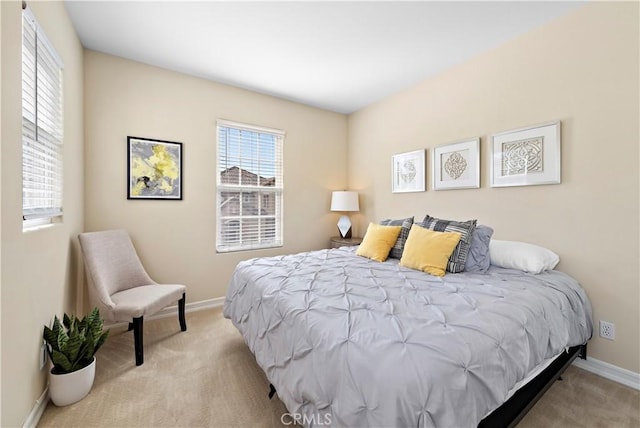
[{"xmin": 330, "ymin": 191, "xmax": 359, "ymax": 239}]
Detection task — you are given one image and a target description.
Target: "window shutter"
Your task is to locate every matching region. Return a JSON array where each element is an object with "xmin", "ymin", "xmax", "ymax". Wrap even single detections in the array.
[
  {"xmin": 22, "ymin": 8, "xmax": 64, "ymax": 223},
  {"xmin": 216, "ymin": 120, "xmax": 284, "ymax": 252}
]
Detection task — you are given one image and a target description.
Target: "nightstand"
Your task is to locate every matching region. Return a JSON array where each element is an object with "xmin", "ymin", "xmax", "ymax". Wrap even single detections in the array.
[{"xmin": 330, "ymin": 236, "xmax": 363, "ymax": 248}]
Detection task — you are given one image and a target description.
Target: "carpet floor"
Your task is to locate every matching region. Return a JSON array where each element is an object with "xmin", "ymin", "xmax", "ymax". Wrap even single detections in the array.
[{"xmin": 38, "ymin": 307, "xmax": 639, "ymax": 427}]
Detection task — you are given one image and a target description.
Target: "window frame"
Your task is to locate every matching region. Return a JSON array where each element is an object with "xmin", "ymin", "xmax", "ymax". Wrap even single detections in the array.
[
  {"xmin": 216, "ymin": 119, "xmax": 284, "ymax": 253},
  {"xmin": 22, "ymin": 7, "xmax": 64, "ymax": 230}
]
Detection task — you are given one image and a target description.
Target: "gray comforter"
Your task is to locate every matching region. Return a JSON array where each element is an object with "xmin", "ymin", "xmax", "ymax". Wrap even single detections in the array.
[{"xmin": 223, "ymin": 247, "xmax": 593, "ymax": 427}]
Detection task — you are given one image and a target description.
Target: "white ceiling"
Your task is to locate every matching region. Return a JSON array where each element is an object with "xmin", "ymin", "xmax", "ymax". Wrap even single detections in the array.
[{"xmin": 64, "ymin": 1, "xmax": 585, "ymax": 114}]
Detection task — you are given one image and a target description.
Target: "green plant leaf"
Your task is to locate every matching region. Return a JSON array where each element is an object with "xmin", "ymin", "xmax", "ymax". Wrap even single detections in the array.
[
  {"xmin": 51, "ymin": 349, "xmax": 72, "ymax": 373},
  {"xmin": 51, "ymin": 316, "xmax": 63, "ymax": 349},
  {"xmin": 88, "ymin": 308, "xmax": 104, "ymax": 339},
  {"xmin": 55, "ymin": 321, "xmax": 68, "ymax": 353},
  {"xmin": 83, "ymin": 329, "xmax": 95, "ymax": 360},
  {"xmin": 43, "ymin": 325, "xmax": 58, "ymax": 352},
  {"xmin": 62, "ymin": 313, "xmax": 71, "ymax": 330},
  {"xmin": 65, "ymin": 328, "xmax": 83, "ymax": 364}
]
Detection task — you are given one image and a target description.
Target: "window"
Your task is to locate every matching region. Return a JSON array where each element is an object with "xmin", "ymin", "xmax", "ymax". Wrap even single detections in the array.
[
  {"xmin": 22, "ymin": 7, "xmax": 64, "ymax": 229},
  {"xmin": 216, "ymin": 120, "xmax": 284, "ymax": 252}
]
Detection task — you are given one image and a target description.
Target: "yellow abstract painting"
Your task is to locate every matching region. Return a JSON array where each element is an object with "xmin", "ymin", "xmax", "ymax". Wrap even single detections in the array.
[{"xmin": 128, "ymin": 136, "xmax": 182, "ymax": 199}]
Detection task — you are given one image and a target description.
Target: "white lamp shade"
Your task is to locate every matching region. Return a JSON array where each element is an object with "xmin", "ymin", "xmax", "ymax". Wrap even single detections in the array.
[{"xmin": 330, "ymin": 191, "xmax": 359, "ymax": 212}]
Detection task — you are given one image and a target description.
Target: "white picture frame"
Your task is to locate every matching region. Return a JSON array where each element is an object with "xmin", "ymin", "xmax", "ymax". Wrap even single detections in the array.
[
  {"xmin": 392, "ymin": 149, "xmax": 425, "ymax": 193},
  {"xmin": 432, "ymin": 138, "xmax": 480, "ymax": 190},
  {"xmin": 490, "ymin": 121, "xmax": 561, "ymax": 187}
]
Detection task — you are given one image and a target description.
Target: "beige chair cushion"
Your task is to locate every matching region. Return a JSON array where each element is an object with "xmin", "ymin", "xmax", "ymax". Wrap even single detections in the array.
[{"xmin": 110, "ymin": 284, "xmax": 186, "ymax": 321}]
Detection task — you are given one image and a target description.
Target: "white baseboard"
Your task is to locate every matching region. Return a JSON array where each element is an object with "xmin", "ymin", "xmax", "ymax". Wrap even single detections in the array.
[
  {"xmin": 22, "ymin": 387, "xmax": 49, "ymax": 428},
  {"xmin": 152, "ymin": 296, "xmax": 225, "ymax": 319},
  {"xmin": 25, "ymin": 297, "xmax": 225, "ymax": 426},
  {"xmin": 573, "ymin": 356, "xmax": 640, "ymax": 390}
]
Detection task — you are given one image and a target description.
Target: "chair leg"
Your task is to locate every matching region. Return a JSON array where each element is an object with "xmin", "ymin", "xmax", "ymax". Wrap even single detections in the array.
[
  {"xmin": 133, "ymin": 316, "xmax": 144, "ymax": 366},
  {"xmin": 178, "ymin": 293, "xmax": 187, "ymax": 332},
  {"xmin": 131, "ymin": 295, "xmax": 183, "ymax": 366}
]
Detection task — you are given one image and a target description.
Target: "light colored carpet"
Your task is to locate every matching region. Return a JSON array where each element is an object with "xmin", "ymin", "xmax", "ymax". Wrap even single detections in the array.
[{"xmin": 38, "ymin": 307, "xmax": 640, "ymax": 427}]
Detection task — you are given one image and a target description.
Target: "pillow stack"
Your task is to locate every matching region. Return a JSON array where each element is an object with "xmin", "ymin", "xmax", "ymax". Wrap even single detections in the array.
[
  {"xmin": 354, "ymin": 213, "xmax": 560, "ymax": 276},
  {"xmin": 356, "ymin": 214, "xmax": 478, "ymax": 277}
]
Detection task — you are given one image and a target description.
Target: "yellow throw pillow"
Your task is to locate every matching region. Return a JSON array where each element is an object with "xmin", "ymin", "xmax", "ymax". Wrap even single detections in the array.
[
  {"xmin": 400, "ymin": 225, "xmax": 462, "ymax": 277},
  {"xmin": 356, "ymin": 223, "xmax": 402, "ymax": 262}
]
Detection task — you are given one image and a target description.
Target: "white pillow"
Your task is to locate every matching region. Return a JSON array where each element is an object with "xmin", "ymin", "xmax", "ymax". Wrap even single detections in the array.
[{"xmin": 489, "ymin": 240, "xmax": 560, "ymax": 274}]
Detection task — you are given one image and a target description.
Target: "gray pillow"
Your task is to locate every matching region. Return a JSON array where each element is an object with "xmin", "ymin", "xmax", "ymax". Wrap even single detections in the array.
[
  {"xmin": 379, "ymin": 217, "xmax": 414, "ymax": 259},
  {"xmin": 420, "ymin": 215, "xmax": 477, "ymax": 273},
  {"xmin": 464, "ymin": 225, "xmax": 494, "ymax": 273}
]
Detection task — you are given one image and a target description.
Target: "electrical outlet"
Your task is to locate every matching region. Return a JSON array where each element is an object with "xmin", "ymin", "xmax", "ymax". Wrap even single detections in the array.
[
  {"xmin": 599, "ymin": 320, "xmax": 615, "ymax": 340},
  {"xmin": 39, "ymin": 342, "xmax": 47, "ymax": 370}
]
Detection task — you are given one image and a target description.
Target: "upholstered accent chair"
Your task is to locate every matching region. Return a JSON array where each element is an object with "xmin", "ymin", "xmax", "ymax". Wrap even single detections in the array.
[{"xmin": 78, "ymin": 229, "xmax": 186, "ymax": 366}]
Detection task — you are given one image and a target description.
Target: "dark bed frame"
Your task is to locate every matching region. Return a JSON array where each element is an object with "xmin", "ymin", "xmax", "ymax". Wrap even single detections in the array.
[
  {"xmin": 478, "ymin": 343, "xmax": 587, "ymax": 427},
  {"xmin": 267, "ymin": 343, "xmax": 587, "ymax": 428}
]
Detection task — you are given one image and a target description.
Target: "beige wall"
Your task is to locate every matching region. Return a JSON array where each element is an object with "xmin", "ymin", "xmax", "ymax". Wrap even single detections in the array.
[
  {"xmin": 83, "ymin": 51, "xmax": 348, "ymax": 304},
  {"xmin": 1, "ymin": 1, "xmax": 84, "ymax": 426},
  {"xmin": 348, "ymin": 2, "xmax": 639, "ymax": 373}
]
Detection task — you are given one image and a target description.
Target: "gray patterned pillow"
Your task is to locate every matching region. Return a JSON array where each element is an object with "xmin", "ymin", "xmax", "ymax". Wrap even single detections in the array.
[
  {"xmin": 379, "ymin": 217, "xmax": 414, "ymax": 259},
  {"xmin": 420, "ymin": 215, "xmax": 477, "ymax": 273}
]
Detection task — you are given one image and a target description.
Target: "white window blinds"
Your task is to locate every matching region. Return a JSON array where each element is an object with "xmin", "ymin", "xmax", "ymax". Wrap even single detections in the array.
[
  {"xmin": 216, "ymin": 120, "xmax": 284, "ymax": 252},
  {"xmin": 22, "ymin": 7, "xmax": 64, "ymax": 223}
]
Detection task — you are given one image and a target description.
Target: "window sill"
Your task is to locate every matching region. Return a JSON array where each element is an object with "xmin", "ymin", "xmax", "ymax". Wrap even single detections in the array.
[
  {"xmin": 217, "ymin": 244, "xmax": 283, "ymax": 254},
  {"xmin": 23, "ymin": 223, "xmax": 58, "ymax": 233}
]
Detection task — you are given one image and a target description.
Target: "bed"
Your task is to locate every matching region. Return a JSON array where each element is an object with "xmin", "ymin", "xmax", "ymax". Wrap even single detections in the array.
[{"xmin": 223, "ymin": 245, "xmax": 592, "ymax": 427}]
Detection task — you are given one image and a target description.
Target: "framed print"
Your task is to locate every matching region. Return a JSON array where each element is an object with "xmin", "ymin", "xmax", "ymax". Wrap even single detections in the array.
[
  {"xmin": 392, "ymin": 149, "xmax": 425, "ymax": 193},
  {"xmin": 490, "ymin": 121, "xmax": 561, "ymax": 187},
  {"xmin": 127, "ymin": 136, "xmax": 183, "ymax": 200},
  {"xmin": 432, "ymin": 138, "xmax": 480, "ymax": 190}
]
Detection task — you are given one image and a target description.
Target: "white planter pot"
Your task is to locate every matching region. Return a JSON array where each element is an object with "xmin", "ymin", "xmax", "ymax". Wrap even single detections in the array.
[{"xmin": 49, "ymin": 357, "xmax": 96, "ymax": 406}]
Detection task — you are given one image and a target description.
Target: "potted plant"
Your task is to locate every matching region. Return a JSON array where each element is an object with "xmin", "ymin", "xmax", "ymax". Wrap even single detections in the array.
[{"xmin": 43, "ymin": 307, "xmax": 109, "ymax": 406}]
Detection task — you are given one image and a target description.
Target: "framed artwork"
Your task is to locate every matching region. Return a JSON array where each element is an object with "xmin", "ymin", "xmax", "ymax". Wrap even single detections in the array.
[
  {"xmin": 432, "ymin": 138, "xmax": 480, "ymax": 190},
  {"xmin": 127, "ymin": 136, "xmax": 183, "ymax": 200},
  {"xmin": 490, "ymin": 121, "xmax": 561, "ymax": 188},
  {"xmin": 392, "ymin": 149, "xmax": 425, "ymax": 193}
]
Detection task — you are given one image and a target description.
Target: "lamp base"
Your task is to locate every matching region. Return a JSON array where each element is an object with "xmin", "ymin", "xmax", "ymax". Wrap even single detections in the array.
[{"xmin": 337, "ymin": 215, "xmax": 352, "ymax": 239}]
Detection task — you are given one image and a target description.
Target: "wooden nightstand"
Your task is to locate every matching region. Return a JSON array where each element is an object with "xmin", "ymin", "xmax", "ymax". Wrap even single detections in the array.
[{"xmin": 330, "ymin": 236, "xmax": 363, "ymax": 248}]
